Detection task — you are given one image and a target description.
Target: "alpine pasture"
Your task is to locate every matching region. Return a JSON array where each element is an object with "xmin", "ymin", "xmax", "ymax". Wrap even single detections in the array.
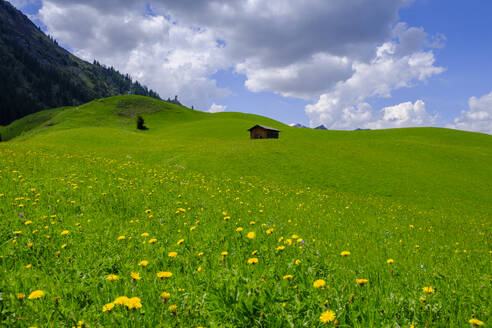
[{"xmin": 1, "ymin": 96, "xmax": 490, "ymax": 327}]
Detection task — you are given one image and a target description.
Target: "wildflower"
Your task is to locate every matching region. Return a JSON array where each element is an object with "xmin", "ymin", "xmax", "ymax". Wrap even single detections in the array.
[
  {"xmin": 131, "ymin": 272, "xmax": 141, "ymax": 280},
  {"xmin": 266, "ymin": 228, "xmax": 273, "ymax": 234},
  {"xmin": 283, "ymin": 275, "xmax": 293, "ymax": 280},
  {"xmin": 138, "ymin": 260, "xmax": 149, "ymax": 267},
  {"xmin": 25, "ymin": 264, "xmax": 32, "ymax": 269},
  {"xmin": 145, "ymin": 209, "xmax": 151, "ymax": 214},
  {"xmin": 221, "ymin": 251, "xmax": 228, "ymax": 256},
  {"xmin": 295, "ymin": 259, "xmax": 301, "ymax": 265},
  {"xmin": 250, "ymin": 221, "xmax": 255, "ymax": 225},
  {"xmin": 169, "ymin": 304, "xmax": 177, "ymax": 313},
  {"xmin": 16, "ymin": 293, "xmax": 24, "ymax": 300},
  {"xmin": 320, "ymin": 310, "xmax": 336, "ymax": 323},
  {"xmin": 24, "ymin": 220, "xmax": 32, "ymax": 225},
  {"xmin": 197, "ymin": 252, "xmax": 204, "ymax": 257},
  {"xmin": 469, "ymin": 318, "xmax": 484, "ymax": 326},
  {"xmin": 356, "ymin": 279, "xmax": 369, "ymax": 286},
  {"xmin": 28, "ymin": 290, "xmax": 45, "ymax": 300},
  {"xmin": 125, "ymin": 297, "xmax": 142, "ymax": 309},
  {"xmin": 102, "ymin": 302, "xmax": 115, "ymax": 312},
  {"xmin": 247, "ymin": 232, "xmax": 256, "ymax": 239},
  {"xmin": 197, "ymin": 266, "xmax": 202, "ymax": 272},
  {"xmin": 252, "ymin": 250, "xmax": 258, "ymax": 255},
  {"xmin": 14, "ymin": 231, "xmax": 22, "ymax": 235},
  {"xmin": 291, "ymin": 234, "xmax": 299, "ymax": 239},
  {"xmin": 149, "ymin": 238, "xmax": 157, "ymax": 244},
  {"xmin": 106, "ymin": 274, "xmax": 119, "ymax": 281},
  {"xmin": 161, "ymin": 292, "xmax": 171, "ymax": 300},
  {"xmin": 420, "ymin": 297, "xmax": 426, "ymax": 302},
  {"xmin": 387, "ymin": 259, "xmax": 394, "ymax": 264},
  {"xmin": 27, "ymin": 242, "xmax": 33, "ymax": 248},
  {"xmin": 236, "ymin": 227, "xmax": 243, "ymax": 232},
  {"xmin": 61, "ymin": 244, "xmax": 67, "ymax": 249},
  {"xmin": 114, "ymin": 296, "xmax": 130, "ymax": 305},
  {"xmin": 224, "ymin": 216, "xmax": 230, "ymax": 221},
  {"xmin": 177, "ymin": 239, "xmax": 184, "ymax": 245},
  {"xmin": 117, "ymin": 235, "xmax": 125, "ymax": 240},
  {"xmin": 340, "ymin": 251, "xmax": 351, "ymax": 256},
  {"xmin": 247, "ymin": 258, "xmax": 259, "ymax": 265},
  {"xmin": 276, "ymin": 246, "xmax": 285, "ymax": 251},
  {"xmin": 61, "ymin": 230, "xmax": 69, "ymax": 235},
  {"xmin": 422, "ymin": 286, "xmax": 435, "ymax": 294},
  {"xmin": 313, "ymin": 279, "xmax": 326, "ymax": 288},
  {"xmin": 141, "ymin": 232, "xmax": 149, "ymax": 237},
  {"xmin": 168, "ymin": 252, "xmax": 177, "ymax": 258},
  {"xmin": 157, "ymin": 272, "xmax": 172, "ymax": 278},
  {"xmin": 285, "ymin": 239, "xmax": 293, "ymax": 245}
]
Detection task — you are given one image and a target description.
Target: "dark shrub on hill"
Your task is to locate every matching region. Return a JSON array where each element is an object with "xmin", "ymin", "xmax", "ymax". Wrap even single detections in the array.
[{"xmin": 136, "ymin": 115, "xmax": 148, "ymax": 130}]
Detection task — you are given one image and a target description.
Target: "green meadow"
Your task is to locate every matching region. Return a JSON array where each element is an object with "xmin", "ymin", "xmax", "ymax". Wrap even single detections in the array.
[{"xmin": 1, "ymin": 95, "xmax": 490, "ymax": 327}]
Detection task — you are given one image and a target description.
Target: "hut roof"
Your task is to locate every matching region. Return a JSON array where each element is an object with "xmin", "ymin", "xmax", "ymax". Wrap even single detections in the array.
[{"xmin": 247, "ymin": 125, "xmax": 280, "ymax": 132}]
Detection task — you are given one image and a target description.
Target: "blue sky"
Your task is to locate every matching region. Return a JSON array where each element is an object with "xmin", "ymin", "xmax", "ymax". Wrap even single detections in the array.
[{"xmin": 11, "ymin": 0, "xmax": 492, "ymax": 133}]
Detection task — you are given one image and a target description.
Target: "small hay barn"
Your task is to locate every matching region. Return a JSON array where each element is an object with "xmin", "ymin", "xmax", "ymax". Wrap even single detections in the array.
[{"xmin": 248, "ymin": 125, "xmax": 280, "ymax": 139}]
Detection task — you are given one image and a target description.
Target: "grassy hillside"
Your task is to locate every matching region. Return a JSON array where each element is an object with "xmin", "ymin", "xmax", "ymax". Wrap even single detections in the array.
[{"xmin": 0, "ymin": 96, "xmax": 490, "ymax": 327}]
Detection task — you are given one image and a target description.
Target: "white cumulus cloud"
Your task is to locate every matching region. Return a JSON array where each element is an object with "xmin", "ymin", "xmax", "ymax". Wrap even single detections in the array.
[
  {"xmin": 449, "ymin": 90, "xmax": 492, "ymax": 134},
  {"xmin": 208, "ymin": 103, "xmax": 226, "ymax": 113},
  {"xmin": 305, "ymin": 23, "xmax": 445, "ymax": 129},
  {"xmin": 368, "ymin": 100, "xmax": 437, "ymax": 129}
]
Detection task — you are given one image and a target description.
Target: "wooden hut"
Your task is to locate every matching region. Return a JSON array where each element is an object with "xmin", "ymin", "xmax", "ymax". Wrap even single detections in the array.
[{"xmin": 248, "ymin": 125, "xmax": 280, "ymax": 139}]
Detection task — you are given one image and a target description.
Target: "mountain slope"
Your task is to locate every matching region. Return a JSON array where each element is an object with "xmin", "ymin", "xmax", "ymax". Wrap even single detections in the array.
[{"xmin": 0, "ymin": 0, "xmax": 160, "ymax": 125}]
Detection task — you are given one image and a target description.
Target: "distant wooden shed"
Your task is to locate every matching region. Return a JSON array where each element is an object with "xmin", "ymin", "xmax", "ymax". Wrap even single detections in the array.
[{"xmin": 248, "ymin": 125, "xmax": 280, "ymax": 139}]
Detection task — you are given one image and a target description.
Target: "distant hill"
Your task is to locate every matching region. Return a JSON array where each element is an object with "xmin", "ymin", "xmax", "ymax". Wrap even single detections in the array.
[{"xmin": 0, "ymin": 0, "xmax": 161, "ymax": 125}]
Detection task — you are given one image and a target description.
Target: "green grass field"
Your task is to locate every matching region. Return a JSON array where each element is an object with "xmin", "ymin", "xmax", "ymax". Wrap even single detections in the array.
[{"xmin": 1, "ymin": 95, "xmax": 490, "ymax": 327}]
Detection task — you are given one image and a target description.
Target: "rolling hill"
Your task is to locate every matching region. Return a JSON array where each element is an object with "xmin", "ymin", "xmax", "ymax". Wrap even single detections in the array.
[{"xmin": 0, "ymin": 96, "xmax": 490, "ymax": 327}]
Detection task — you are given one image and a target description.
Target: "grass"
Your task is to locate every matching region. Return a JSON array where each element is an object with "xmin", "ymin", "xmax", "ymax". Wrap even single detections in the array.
[{"xmin": 0, "ymin": 95, "xmax": 490, "ymax": 327}]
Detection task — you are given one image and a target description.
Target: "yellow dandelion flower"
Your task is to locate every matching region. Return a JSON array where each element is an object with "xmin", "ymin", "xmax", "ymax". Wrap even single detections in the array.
[
  {"xmin": 16, "ymin": 293, "xmax": 25, "ymax": 300},
  {"xmin": 28, "ymin": 290, "xmax": 45, "ymax": 300},
  {"xmin": 197, "ymin": 252, "xmax": 204, "ymax": 257},
  {"xmin": 161, "ymin": 292, "xmax": 171, "ymax": 299},
  {"xmin": 285, "ymin": 239, "xmax": 293, "ymax": 245},
  {"xmin": 138, "ymin": 260, "xmax": 149, "ymax": 267},
  {"xmin": 141, "ymin": 232, "xmax": 149, "ymax": 237},
  {"xmin": 114, "ymin": 296, "xmax": 130, "ymax": 305},
  {"xmin": 247, "ymin": 258, "xmax": 259, "ymax": 265},
  {"xmin": 266, "ymin": 228, "xmax": 273, "ymax": 234},
  {"xmin": 295, "ymin": 259, "xmax": 301, "ymax": 265},
  {"xmin": 25, "ymin": 264, "xmax": 32, "ymax": 269},
  {"xmin": 117, "ymin": 235, "xmax": 125, "ymax": 240},
  {"xmin": 125, "ymin": 297, "xmax": 142, "ymax": 309},
  {"xmin": 149, "ymin": 238, "xmax": 157, "ymax": 243},
  {"xmin": 24, "ymin": 220, "xmax": 32, "ymax": 225},
  {"xmin": 157, "ymin": 271, "xmax": 172, "ymax": 278},
  {"xmin": 320, "ymin": 310, "xmax": 336, "ymax": 323},
  {"xmin": 283, "ymin": 275, "xmax": 293, "ymax": 280},
  {"xmin": 61, "ymin": 230, "xmax": 69, "ymax": 235},
  {"xmin": 169, "ymin": 304, "xmax": 177, "ymax": 312},
  {"xmin": 131, "ymin": 272, "xmax": 141, "ymax": 280},
  {"xmin": 106, "ymin": 274, "xmax": 119, "ymax": 281},
  {"xmin": 469, "ymin": 318, "xmax": 484, "ymax": 326},
  {"xmin": 221, "ymin": 251, "xmax": 228, "ymax": 256},
  {"xmin": 247, "ymin": 232, "xmax": 256, "ymax": 239},
  {"xmin": 168, "ymin": 251, "xmax": 178, "ymax": 258},
  {"xmin": 145, "ymin": 209, "xmax": 152, "ymax": 214},
  {"xmin": 197, "ymin": 266, "xmax": 202, "ymax": 272},
  {"xmin": 420, "ymin": 296, "xmax": 426, "ymax": 302},
  {"xmin": 14, "ymin": 231, "xmax": 22, "ymax": 235},
  {"xmin": 387, "ymin": 259, "xmax": 394, "ymax": 264},
  {"xmin": 313, "ymin": 279, "xmax": 326, "ymax": 288},
  {"xmin": 236, "ymin": 227, "xmax": 243, "ymax": 232},
  {"xmin": 252, "ymin": 250, "xmax": 258, "ymax": 255},
  {"xmin": 356, "ymin": 278, "xmax": 369, "ymax": 286},
  {"xmin": 27, "ymin": 242, "xmax": 33, "ymax": 248},
  {"xmin": 177, "ymin": 239, "xmax": 184, "ymax": 245},
  {"xmin": 422, "ymin": 286, "xmax": 435, "ymax": 294},
  {"xmin": 102, "ymin": 302, "xmax": 115, "ymax": 312},
  {"xmin": 250, "ymin": 221, "xmax": 255, "ymax": 225},
  {"xmin": 340, "ymin": 251, "xmax": 351, "ymax": 256},
  {"xmin": 224, "ymin": 216, "xmax": 231, "ymax": 221},
  {"xmin": 276, "ymin": 246, "xmax": 285, "ymax": 251}
]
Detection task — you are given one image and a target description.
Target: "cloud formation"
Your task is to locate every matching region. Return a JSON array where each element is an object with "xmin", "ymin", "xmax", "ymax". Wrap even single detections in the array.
[
  {"xmin": 305, "ymin": 23, "xmax": 444, "ymax": 129},
  {"xmin": 208, "ymin": 103, "xmax": 226, "ymax": 113},
  {"xmin": 449, "ymin": 90, "xmax": 492, "ymax": 134},
  {"xmin": 35, "ymin": 0, "xmax": 413, "ymax": 112}
]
